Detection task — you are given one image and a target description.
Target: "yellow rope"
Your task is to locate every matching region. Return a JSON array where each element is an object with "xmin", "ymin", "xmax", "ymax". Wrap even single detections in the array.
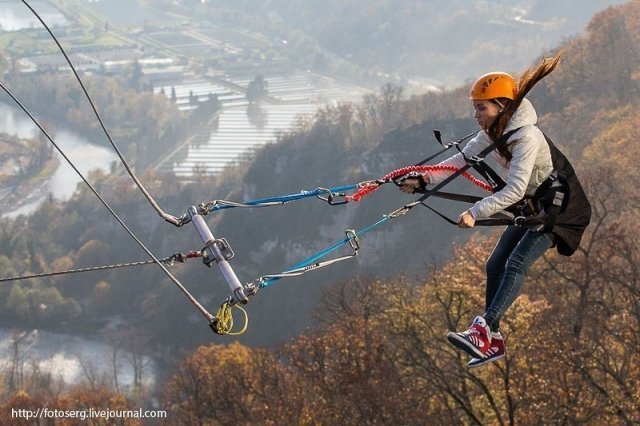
[{"xmin": 211, "ymin": 301, "xmax": 249, "ymax": 336}]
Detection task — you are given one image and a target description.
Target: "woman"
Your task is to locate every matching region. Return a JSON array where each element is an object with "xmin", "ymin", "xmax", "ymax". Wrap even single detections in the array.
[{"xmin": 400, "ymin": 57, "xmax": 590, "ymax": 368}]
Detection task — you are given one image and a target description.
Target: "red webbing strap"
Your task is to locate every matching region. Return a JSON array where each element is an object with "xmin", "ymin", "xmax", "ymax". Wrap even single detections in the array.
[{"xmin": 346, "ymin": 165, "xmax": 492, "ymax": 202}]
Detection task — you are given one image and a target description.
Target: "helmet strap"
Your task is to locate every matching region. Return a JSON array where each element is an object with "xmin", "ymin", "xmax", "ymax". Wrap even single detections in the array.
[{"xmin": 492, "ymin": 99, "xmax": 506, "ymax": 111}]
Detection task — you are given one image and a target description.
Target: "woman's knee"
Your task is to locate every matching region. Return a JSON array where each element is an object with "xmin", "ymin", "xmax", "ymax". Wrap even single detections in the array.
[
  {"xmin": 486, "ymin": 254, "xmax": 505, "ymax": 276},
  {"xmin": 504, "ymin": 252, "xmax": 528, "ymax": 274}
]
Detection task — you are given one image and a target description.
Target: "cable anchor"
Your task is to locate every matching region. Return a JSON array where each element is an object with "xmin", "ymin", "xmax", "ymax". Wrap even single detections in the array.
[{"xmin": 201, "ymin": 238, "xmax": 235, "ymax": 266}]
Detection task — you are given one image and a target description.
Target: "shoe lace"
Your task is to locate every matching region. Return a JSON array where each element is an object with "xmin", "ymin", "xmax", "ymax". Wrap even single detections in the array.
[
  {"xmin": 461, "ymin": 324, "xmax": 483, "ymax": 337},
  {"xmin": 462, "ymin": 324, "xmax": 491, "ymax": 342}
]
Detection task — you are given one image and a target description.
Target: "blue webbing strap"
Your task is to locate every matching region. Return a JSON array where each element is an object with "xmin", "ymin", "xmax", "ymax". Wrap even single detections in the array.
[
  {"xmin": 206, "ymin": 184, "xmax": 358, "ymax": 212},
  {"xmin": 258, "ymin": 216, "xmax": 391, "ymax": 288}
]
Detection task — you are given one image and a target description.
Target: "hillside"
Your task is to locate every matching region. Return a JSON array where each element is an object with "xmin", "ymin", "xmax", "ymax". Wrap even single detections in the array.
[
  {"xmin": 203, "ymin": 0, "xmax": 627, "ymax": 86},
  {"xmin": 156, "ymin": 1, "xmax": 640, "ymax": 423},
  {"xmin": 0, "ymin": 1, "xmax": 640, "ymax": 374}
]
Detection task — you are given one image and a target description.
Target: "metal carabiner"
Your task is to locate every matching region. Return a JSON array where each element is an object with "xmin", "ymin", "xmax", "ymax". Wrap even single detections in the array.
[
  {"xmin": 514, "ymin": 216, "xmax": 527, "ymax": 227},
  {"xmin": 387, "ymin": 199, "xmax": 421, "ymax": 218},
  {"xmin": 345, "ymin": 229, "xmax": 360, "ymax": 252},
  {"xmin": 316, "ymin": 188, "xmax": 350, "ymax": 205}
]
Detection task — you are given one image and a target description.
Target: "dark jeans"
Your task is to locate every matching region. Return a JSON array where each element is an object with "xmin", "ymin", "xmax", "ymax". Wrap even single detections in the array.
[{"xmin": 484, "ymin": 226, "xmax": 553, "ymax": 332}]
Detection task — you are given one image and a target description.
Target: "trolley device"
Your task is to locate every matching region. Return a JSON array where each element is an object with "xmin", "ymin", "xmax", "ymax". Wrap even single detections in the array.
[{"xmin": 185, "ymin": 206, "xmax": 258, "ymax": 333}]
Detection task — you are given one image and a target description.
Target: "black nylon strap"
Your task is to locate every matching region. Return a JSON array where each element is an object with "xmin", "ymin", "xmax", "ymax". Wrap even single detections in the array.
[
  {"xmin": 470, "ymin": 161, "xmax": 507, "ymax": 192},
  {"xmin": 426, "ymin": 191, "xmax": 483, "ymax": 204},
  {"xmin": 474, "ymin": 217, "xmax": 518, "ymax": 226},
  {"xmin": 415, "ymin": 131, "xmax": 477, "ymax": 166},
  {"xmin": 420, "ymin": 203, "xmax": 540, "ymax": 228},
  {"xmin": 411, "ymin": 128, "xmax": 521, "ymax": 208},
  {"xmin": 465, "ymin": 128, "xmax": 521, "ymax": 191}
]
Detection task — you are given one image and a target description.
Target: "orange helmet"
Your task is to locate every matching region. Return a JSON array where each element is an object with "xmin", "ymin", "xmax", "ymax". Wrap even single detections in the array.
[{"xmin": 469, "ymin": 72, "xmax": 517, "ymax": 100}]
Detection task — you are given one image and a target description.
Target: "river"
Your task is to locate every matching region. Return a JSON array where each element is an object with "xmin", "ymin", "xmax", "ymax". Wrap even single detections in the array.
[
  {"xmin": 0, "ymin": 103, "xmax": 117, "ymax": 218},
  {"xmin": 0, "ymin": 1, "xmax": 68, "ymax": 31},
  {"xmin": 0, "ymin": 103, "xmax": 153, "ymax": 390},
  {"xmin": 0, "ymin": 328, "xmax": 155, "ymax": 390}
]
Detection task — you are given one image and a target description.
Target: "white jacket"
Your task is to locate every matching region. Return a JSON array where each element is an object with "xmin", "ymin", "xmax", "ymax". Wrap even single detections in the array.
[{"xmin": 429, "ymin": 98, "xmax": 553, "ymax": 219}]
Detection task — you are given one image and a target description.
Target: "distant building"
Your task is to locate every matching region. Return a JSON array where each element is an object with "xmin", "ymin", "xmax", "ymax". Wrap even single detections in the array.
[
  {"xmin": 16, "ymin": 48, "xmax": 179, "ymax": 79},
  {"xmin": 16, "ymin": 53, "xmax": 100, "ymax": 73}
]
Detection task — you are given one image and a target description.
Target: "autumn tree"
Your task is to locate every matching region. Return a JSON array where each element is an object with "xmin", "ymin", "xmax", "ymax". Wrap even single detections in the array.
[
  {"xmin": 282, "ymin": 278, "xmax": 417, "ymax": 424},
  {"xmin": 163, "ymin": 342, "xmax": 305, "ymax": 425},
  {"xmin": 526, "ymin": 124, "xmax": 640, "ymax": 423},
  {"xmin": 0, "ymin": 386, "xmax": 141, "ymax": 426}
]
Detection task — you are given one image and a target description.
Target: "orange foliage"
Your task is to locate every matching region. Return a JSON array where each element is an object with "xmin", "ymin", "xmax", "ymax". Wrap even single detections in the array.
[
  {"xmin": 535, "ymin": 1, "xmax": 640, "ymax": 161},
  {"xmin": 160, "ymin": 219, "xmax": 640, "ymax": 424},
  {"xmin": 0, "ymin": 386, "xmax": 141, "ymax": 426},
  {"xmin": 163, "ymin": 342, "xmax": 305, "ymax": 425},
  {"xmin": 584, "ymin": 107, "xmax": 640, "ymax": 172}
]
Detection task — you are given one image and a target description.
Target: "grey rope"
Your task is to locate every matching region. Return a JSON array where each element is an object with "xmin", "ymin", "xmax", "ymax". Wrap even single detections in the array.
[{"xmin": 0, "ymin": 253, "xmax": 195, "ymax": 283}]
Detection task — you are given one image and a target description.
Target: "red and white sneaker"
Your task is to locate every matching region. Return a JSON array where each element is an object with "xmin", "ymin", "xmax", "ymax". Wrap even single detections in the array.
[
  {"xmin": 467, "ymin": 332, "xmax": 505, "ymax": 368},
  {"xmin": 446, "ymin": 316, "xmax": 492, "ymax": 358}
]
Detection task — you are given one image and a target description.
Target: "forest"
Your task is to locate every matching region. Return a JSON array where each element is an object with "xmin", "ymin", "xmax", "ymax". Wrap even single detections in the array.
[{"xmin": 0, "ymin": 1, "xmax": 639, "ymax": 424}]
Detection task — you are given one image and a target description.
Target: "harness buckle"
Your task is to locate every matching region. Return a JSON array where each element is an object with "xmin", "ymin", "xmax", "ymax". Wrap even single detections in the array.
[{"xmin": 467, "ymin": 155, "xmax": 484, "ymax": 165}]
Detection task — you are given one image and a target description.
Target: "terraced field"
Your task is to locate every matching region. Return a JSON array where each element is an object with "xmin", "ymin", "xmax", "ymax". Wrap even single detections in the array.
[{"xmin": 155, "ymin": 72, "xmax": 369, "ymax": 178}]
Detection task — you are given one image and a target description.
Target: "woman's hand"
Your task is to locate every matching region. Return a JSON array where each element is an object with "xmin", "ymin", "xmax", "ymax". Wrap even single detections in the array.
[
  {"xmin": 457, "ymin": 210, "xmax": 475, "ymax": 228},
  {"xmin": 399, "ymin": 178, "xmax": 420, "ymax": 194},
  {"xmin": 398, "ymin": 172, "xmax": 429, "ymax": 194}
]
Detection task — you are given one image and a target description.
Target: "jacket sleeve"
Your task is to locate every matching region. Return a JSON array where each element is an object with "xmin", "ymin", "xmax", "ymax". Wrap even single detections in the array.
[{"xmin": 469, "ymin": 134, "xmax": 539, "ymax": 219}]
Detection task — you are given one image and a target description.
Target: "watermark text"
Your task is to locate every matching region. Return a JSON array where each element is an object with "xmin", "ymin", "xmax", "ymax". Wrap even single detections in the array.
[{"xmin": 12, "ymin": 407, "xmax": 167, "ymax": 421}]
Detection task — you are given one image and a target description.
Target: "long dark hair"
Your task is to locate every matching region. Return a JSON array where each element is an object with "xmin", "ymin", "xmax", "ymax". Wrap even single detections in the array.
[{"xmin": 488, "ymin": 55, "xmax": 561, "ymax": 161}]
